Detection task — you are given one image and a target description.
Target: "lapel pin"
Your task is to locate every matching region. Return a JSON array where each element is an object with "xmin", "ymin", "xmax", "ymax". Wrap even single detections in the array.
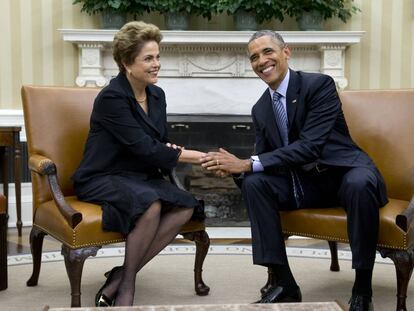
[{"xmin": 292, "ymin": 99, "xmax": 297, "ymax": 103}]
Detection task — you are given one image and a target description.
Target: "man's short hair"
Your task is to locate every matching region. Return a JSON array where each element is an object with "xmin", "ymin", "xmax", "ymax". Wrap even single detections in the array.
[{"xmin": 248, "ymin": 30, "xmax": 285, "ymax": 49}]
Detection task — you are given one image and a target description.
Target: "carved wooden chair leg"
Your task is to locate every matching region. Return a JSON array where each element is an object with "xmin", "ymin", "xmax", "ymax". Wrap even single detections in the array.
[
  {"xmin": 61, "ymin": 245, "xmax": 100, "ymax": 307},
  {"xmin": 27, "ymin": 227, "xmax": 47, "ymax": 286},
  {"xmin": 261, "ymin": 266, "xmax": 276, "ymax": 296},
  {"xmin": 328, "ymin": 241, "xmax": 340, "ymax": 272},
  {"xmin": 182, "ymin": 230, "xmax": 210, "ymax": 296},
  {"xmin": 379, "ymin": 247, "xmax": 414, "ymax": 311}
]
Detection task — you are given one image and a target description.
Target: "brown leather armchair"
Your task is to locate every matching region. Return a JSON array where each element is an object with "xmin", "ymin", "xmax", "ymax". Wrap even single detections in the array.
[
  {"xmin": 260, "ymin": 90, "xmax": 414, "ymax": 311},
  {"xmin": 21, "ymin": 85, "xmax": 210, "ymax": 307}
]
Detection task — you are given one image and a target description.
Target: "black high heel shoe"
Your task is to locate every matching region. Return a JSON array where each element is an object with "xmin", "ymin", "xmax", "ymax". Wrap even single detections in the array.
[
  {"xmin": 104, "ymin": 265, "xmax": 123, "ymax": 278},
  {"xmin": 95, "ymin": 266, "xmax": 122, "ymax": 307}
]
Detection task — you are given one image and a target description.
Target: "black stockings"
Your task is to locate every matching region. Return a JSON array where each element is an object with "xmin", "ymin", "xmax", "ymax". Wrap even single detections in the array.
[{"xmin": 101, "ymin": 201, "xmax": 193, "ymax": 306}]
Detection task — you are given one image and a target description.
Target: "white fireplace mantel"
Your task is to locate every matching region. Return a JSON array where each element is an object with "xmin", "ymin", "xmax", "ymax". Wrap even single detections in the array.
[{"xmin": 59, "ymin": 29, "xmax": 364, "ymax": 115}]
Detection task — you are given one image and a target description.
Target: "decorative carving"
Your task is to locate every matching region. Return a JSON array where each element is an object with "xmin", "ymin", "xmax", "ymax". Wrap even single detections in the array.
[
  {"xmin": 61, "ymin": 245, "xmax": 100, "ymax": 262},
  {"xmin": 379, "ymin": 247, "xmax": 414, "ymax": 265},
  {"xmin": 379, "ymin": 247, "xmax": 414, "ymax": 311},
  {"xmin": 324, "ymin": 50, "xmax": 342, "ymax": 68},
  {"xmin": 82, "ymin": 49, "xmax": 98, "ymax": 66},
  {"xmin": 75, "ymin": 76, "xmax": 107, "ymax": 88},
  {"xmin": 61, "ymin": 30, "xmax": 363, "ymax": 105},
  {"xmin": 76, "ymin": 43, "xmax": 107, "ymax": 87},
  {"xmin": 335, "ymin": 77, "xmax": 348, "ymax": 90}
]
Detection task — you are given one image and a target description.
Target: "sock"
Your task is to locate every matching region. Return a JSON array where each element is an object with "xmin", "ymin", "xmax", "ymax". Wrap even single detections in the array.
[
  {"xmin": 270, "ymin": 264, "xmax": 298, "ymax": 290},
  {"xmin": 352, "ymin": 268, "xmax": 373, "ymax": 297}
]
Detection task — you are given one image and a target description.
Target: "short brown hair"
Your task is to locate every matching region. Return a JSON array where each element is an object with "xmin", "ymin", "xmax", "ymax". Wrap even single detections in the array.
[{"xmin": 113, "ymin": 21, "xmax": 162, "ymax": 73}]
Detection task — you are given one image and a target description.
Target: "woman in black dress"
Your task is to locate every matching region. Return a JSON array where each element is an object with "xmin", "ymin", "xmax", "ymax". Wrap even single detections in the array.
[{"xmin": 72, "ymin": 21, "xmax": 205, "ymax": 307}]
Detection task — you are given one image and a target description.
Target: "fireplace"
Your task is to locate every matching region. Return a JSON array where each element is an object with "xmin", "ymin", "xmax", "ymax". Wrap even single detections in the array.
[
  {"xmin": 168, "ymin": 114, "xmax": 254, "ymax": 227},
  {"xmin": 56, "ymin": 29, "xmax": 364, "ymax": 227}
]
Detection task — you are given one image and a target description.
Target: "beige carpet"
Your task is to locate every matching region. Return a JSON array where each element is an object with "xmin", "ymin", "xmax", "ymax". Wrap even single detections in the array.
[{"xmin": 1, "ymin": 247, "xmax": 413, "ymax": 311}]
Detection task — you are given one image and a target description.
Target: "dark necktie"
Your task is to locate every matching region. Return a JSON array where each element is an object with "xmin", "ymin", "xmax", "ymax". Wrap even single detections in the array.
[{"xmin": 272, "ymin": 91, "xmax": 304, "ymax": 207}]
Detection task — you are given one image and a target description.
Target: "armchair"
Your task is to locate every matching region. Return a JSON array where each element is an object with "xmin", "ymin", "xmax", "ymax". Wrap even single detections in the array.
[
  {"xmin": 262, "ymin": 89, "xmax": 414, "ymax": 311},
  {"xmin": 21, "ymin": 85, "xmax": 210, "ymax": 307}
]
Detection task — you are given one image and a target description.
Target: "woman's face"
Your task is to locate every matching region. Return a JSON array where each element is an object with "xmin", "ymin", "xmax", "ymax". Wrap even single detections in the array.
[{"xmin": 124, "ymin": 40, "xmax": 161, "ymax": 86}]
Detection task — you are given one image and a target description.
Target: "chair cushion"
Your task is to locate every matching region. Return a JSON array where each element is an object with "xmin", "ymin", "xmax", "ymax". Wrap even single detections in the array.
[
  {"xmin": 34, "ymin": 196, "xmax": 205, "ymax": 248},
  {"xmin": 280, "ymin": 198, "xmax": 413, "ymax": 250}
]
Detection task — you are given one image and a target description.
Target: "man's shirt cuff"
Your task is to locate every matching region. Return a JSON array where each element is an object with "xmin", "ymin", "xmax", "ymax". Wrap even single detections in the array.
[{"xmin": 251, "ymin": 155, "xmax": 264, "ymax": 172}]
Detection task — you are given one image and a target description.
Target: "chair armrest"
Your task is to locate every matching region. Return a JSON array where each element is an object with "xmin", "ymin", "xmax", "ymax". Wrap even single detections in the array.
[
  {"xmin": 29, "ymin": 154, "xmax": 56, "ymax": 175},
  {"xmin": 396, "ymin": 195, "xmax": 414, "ymax": 232},
  {"xmin": 28, "ymin": 154, "xmax": 82, "ymax": 229}
]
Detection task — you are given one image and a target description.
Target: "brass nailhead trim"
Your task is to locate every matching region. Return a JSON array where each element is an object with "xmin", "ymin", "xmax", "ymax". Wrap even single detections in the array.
[
  {"xmin": 282, "ymin": 230, "xmax": 408, "ymax": 251},
  {"xmin": 34, "ymin": 224, "xmax": 125, "ymax": 249}
]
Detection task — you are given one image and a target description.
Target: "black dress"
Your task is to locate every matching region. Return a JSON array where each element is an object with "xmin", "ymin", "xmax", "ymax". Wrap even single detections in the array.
[{"xmin": 72, "ymin": 73, "xmax": 199, "ymax": 234}]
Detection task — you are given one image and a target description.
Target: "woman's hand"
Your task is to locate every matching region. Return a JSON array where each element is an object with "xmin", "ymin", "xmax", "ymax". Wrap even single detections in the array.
[
  {"xmin": 178, "ymin": 149, "xmax": 206, "ymax": 164},
  {"xmin": 166, "ymin": 142, "xmax": 183, "ymax": 150}
]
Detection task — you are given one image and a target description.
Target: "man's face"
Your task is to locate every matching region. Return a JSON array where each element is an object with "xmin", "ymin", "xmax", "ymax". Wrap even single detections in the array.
[{"xmin": 247, "ymin": 35, "xmax": 291, "ymax": 90}]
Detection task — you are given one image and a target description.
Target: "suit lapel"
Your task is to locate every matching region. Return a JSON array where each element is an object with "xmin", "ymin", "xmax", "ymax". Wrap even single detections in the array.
[
  {"xmin": 286, "ymin": 69, "xmax": 300, "ymax": 131},
  {"xmin": 134, "ymin": 89, "xmax": 161, "ymax": 136},
  {"xmin": 147, "ymin": 92, "xmax": 163, "ymax": 135},
  {"xmin": 117, "ymin": 73, "xmax": 161, "ymax": 136}
]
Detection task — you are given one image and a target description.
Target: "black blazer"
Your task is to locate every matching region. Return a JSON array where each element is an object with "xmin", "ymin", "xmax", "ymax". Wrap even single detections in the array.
[
  {"xmin": 72, "ymin": 73, "xmax": 180, "ymax": 184},
  {"xmin": 252, "ymin": 69, "xmax": 388, "ymax": 205}
]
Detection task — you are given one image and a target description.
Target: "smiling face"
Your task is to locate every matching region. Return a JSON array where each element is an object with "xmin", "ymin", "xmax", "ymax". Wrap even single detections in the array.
[
  {"xmin": 124, "ymin": 40, "xmax": 161, "ymax": 87},
  {"xmin": 247, "ymin": 35, "xmax": 291, "ymax": 90}
]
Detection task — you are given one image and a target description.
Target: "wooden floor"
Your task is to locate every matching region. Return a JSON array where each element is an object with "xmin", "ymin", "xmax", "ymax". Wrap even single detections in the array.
[{"xmin": 7, "ymin": 226, "xmax": 349, "ymax": 257}]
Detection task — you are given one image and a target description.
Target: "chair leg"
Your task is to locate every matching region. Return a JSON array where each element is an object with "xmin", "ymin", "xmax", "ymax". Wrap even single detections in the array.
[
  {"xmin": 328, "ymin": 241, "xmax": 340, "ymax": 271},
  {"xmin": 181, "ymin": 230, "xmax": 210, "ymax": 296},
  {"xmin": 61, "ymin": 245, "xmax": 100, "ymax": 307},
  {"xmin": 0, "ymin": 210, "xmax": 7, "ymax": 290},
  {"xmin": 379, "ymin": 247, "xmax": 414, "ymax": 311},
  {"xmin": 26, "ymin": 227, "xmax": 46, "ymax": 286}
]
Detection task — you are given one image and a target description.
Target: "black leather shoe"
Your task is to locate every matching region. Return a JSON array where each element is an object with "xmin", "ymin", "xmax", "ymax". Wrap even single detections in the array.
[
  {"xmin": 255, "ymin": 286, "xmax": 302, "ymax": 303},
  {"xmin": 348, "ymin": 295, "xmax": 374, "ymax": 311},
  {"xmin": 260, "ymin": 279, "xmax": 278, "ymax": 298},
  {"xmin": 95, "ymin": 266, "xmax": 122, "ymax": 307}
]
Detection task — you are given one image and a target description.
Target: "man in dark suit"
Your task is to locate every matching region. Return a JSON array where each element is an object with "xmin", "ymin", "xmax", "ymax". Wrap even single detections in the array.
[{"xmin": 201, "ymin": 30, "xmax": 386, "ymax": 311}]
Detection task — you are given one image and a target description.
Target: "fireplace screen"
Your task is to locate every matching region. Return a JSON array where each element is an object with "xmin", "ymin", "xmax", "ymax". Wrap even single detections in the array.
[{"xmin": 168, "ymin": 115, "xmax": 254, "ymax": 227}]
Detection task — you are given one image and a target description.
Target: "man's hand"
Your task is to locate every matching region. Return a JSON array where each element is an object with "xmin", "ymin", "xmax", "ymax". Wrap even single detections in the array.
[{"xmin": 200, "ymin": 148, "xmax": 251, "ymax": 174}]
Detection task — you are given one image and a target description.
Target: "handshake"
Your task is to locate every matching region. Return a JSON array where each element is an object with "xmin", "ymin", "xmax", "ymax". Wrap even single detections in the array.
[
  {"xmin": 166, "ymin": 143, "xmax": 252, "ymax": 177},
  {"xmin": 199, "ymin": 148, "xmax": 252, "ymax": 178}
]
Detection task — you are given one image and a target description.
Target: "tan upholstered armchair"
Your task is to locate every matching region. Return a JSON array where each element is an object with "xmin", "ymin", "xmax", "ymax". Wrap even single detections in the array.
[
  {"xmin": 21, "ymin": 85, "xmax": 210, "ymax": 307},
  {"xmin": 259, "ymin": 90, "xmax": 414, "ymax": 311}
]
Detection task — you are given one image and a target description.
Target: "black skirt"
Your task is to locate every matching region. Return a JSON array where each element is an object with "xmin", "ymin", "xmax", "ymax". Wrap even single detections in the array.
[{"xmin": 74, "ymin": 172, "xmax": 199, "ymax": 234}]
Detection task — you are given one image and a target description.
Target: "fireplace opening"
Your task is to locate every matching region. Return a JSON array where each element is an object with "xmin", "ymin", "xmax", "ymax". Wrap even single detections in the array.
[{"xmin": 168, "ymin": 114, "xmax": 254, "ymax": 227}]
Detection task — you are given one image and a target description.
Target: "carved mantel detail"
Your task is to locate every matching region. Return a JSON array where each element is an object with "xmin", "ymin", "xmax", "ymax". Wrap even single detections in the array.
[
  {"xmin": 60, "ymin": 30, "xmax": 364, "ymax": 90},
  {"xmin": 59, "ymin": 30, "xmax": 363, "ymax": 115}
]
